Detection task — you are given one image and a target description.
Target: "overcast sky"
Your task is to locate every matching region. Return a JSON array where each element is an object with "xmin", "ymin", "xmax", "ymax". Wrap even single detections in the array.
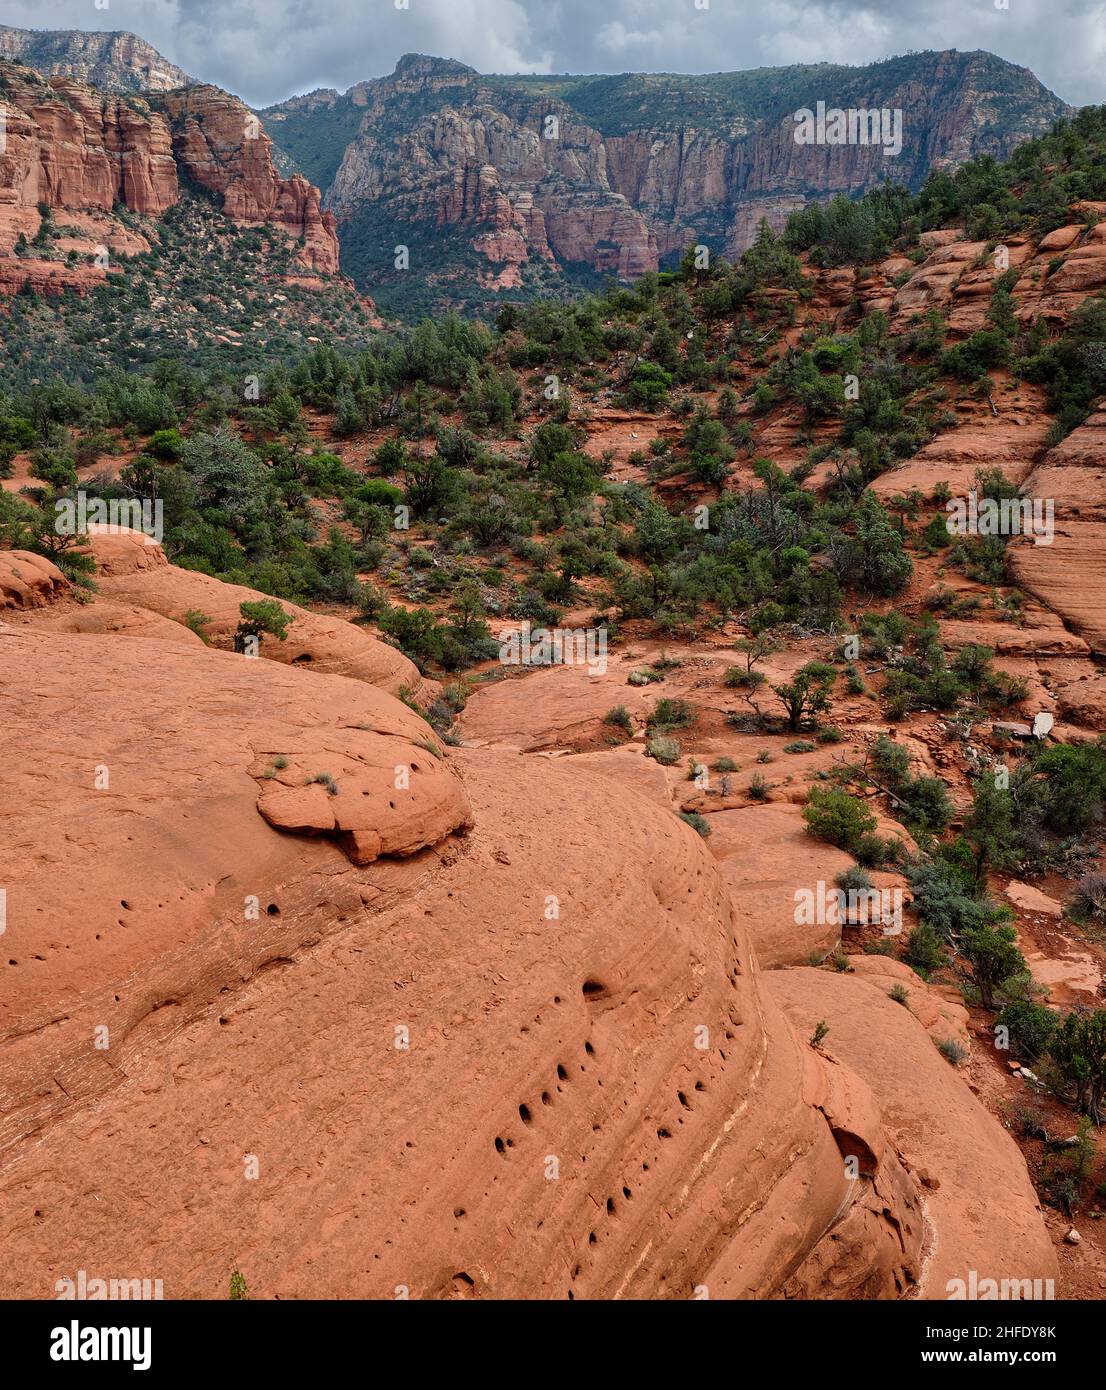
[{"xmin": 5, "ymin": 0, "xmax": 1104, "ymax": 107}]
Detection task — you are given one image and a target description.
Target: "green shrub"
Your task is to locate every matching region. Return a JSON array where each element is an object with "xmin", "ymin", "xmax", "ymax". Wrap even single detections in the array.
[
  {"xmin": 647, "ymin": 735, "xmax": 681, "ymax": 765},
  {"xmin": 903, "ymin": 923, "xmax": 947, "ymax": 976},
  {"xmin": 996, "ymin": 1001, "xmax": 1059, "ymax": 1062},
  {"xmin": 802, "ymin": 786, "xmax": 878, "ymax": 852},
  {"xmin": 748, "ymin": 773, "xmax": 771, "ymax": 801},
  {"xmin": 604, "ymin": 705, "xmax": 633, "ymax": 733},
  {"xmin": 648, "ymin": 697, "xmax": 695, "ymax": 731},
  {"xmin": 960, "ymin": 921, "xmax": 1026, "ymax": 1010}
]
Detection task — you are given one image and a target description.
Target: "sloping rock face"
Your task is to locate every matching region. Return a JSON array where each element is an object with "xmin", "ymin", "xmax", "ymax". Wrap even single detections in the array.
[
  {"xmin": 0, "ymin": 632, "xmax": 923, "ymax": 1299},
  {"xmin": 0, "ymin": 63, "xmax": 338, "ymax": 276},
  {"xmin": 82, "ymin": 527, "xmax": 431, "ymax": 703},
  {"xmin": 0, "ymin": 568, "xmax": 1058, "ymax": 1298},
  {"xmin": 276, "ymin": 49, "xmax": 1067, "ymax": 295},
  {"xmin": 839, "ymin": 220, "xmax": 1106, "ymax": 340},
  {"xmin": 0, "ymin": 626, "xmax": 471, "ymax": 1149},
  {"xmin": 1009, "ymin": 405, "xmax": 1106, "ymax": 656},
  {"xmin": 769, "ymin": 970, "xmax": 1056, "ymax": 1296},
  {"xmin": 0, "ymin": 24, "xmax": 193, "ymax": 93}
]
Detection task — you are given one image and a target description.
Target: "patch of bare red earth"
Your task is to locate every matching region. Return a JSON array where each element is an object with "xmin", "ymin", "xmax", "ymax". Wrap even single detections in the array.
[{"xmin": 0, "ymin": 544, "xmax": 1058, "ymax": 1298}]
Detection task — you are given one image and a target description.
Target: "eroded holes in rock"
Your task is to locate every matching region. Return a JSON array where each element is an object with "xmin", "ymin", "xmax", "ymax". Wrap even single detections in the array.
[
  {"xmin": 266, "ymin": 903, "xmax": 280, "ymax": 916},
  {"xmin": 581, "ymin": 978, "xmax": 607, "ymax": 1001},
  {"xmin": 694, "ymin": 1081, "xmax": 706, "ymax": 1093},
  {"xmin": 292, "ymin": 653, "xmax": 313, "ymax": 663},
  {"xmin": 657, "ymin": 1127, "xmax": 672, "ymax": 1140},
  {"xmin": 677, "ymin": 1091, "xmax": 691, "ymax": 1110},
  {"xmin": 494, "ymin": 1137, "xmax": 506, "ymax": 1155},
  {"xmin": 567, "ymin": 1290, "xmax": 575, "ymax": 1301},
  {"xmin": 218, "ymin": 1016, "xmax": 229, "ymax": 1026},
  {"xmin": 388, "ymin": 801, "xmax": 395, "ymax": 810},
  {"xmin": 454, "ymin": 1207, "xmax": 466, "ymax": 1219},
  {"xmin": 583, "ymin": 1041, "xmax": 595, "ymax": 1056},
  {"xmin": 541, "ymin": 1092, "xmax": 551, "ymax": 1106},
  {"xmin": 120, "ymin": 900, "xmax": 131, "ymax": 910},
  {"xmin": 556, "ymin": 1064, "xmax": 568, "ymax": 1081},
  {"xmin": 588, "ymin": 1231, "xmax": 597, "ymax": 1246},
  {"xmin": 519, "ymin": 1103, "xmax": 532, "ymax": 1125},
  {"xmin": 622, "ymin": 1186, "xmax": 632, "ymax": 1200},
  {"xmin": 554, "ymin": 995, "xmax": 562, "ymax": 1005},
  {"xmin": 606, "ymin": 1197, "xmax": 615, "ymax": 1216}
]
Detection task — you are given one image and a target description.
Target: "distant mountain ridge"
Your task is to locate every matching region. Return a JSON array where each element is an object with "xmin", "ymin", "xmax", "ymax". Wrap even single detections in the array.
[
  {"xmin": 0, "ymin": 23, "xmax": 193, "ymax": 92},
  {"xmin": 261, "ymin": 49, "xmax": 1073, "ymax": 316}
]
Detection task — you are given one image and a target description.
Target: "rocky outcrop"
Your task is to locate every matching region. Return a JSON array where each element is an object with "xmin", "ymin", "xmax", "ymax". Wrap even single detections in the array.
[
  {"xmin": 0, "ymin": 24, "xmax": 193, "ymax": 93},
  {"xmin": 0, "ymin": 67, "xmax": 178, "ymax": 227},
  {"xmin": 0, "ymin": 550, "xmax": 67, "ymax": 608},
  {"xmin": 159, "ymin": 85, "xmax": 339, "ymax": 272},
  {"xmin": 324, "ymin": 61, "xmax": 654, "ymax": 287},
  {"xmin": 83, "ymin": 527, "xmax": 432, "ymax": 703},
  {"xmin": 0, "ymin": 63, "xmax": 338, "ymax": 276},
  {"xmin": 769, "ymin": 967, "xmax": 1055, "ymax": 1295},
  {"xmin": 1009, "ymin": 404, "xmax": 1106, "ymax": 656}
]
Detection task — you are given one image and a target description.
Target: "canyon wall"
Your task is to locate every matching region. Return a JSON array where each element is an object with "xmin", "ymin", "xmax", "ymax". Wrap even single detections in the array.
[
  {"xmin": 0, "ymin": 64, "xmax": 339, "ymax": 276},
  {"xmin": 294, "ymin": 50, "xmax": 1070, "ymax": 298}
]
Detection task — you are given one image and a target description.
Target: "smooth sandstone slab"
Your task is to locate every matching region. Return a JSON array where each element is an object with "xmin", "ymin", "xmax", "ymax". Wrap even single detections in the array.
[
  {"xmin": 84, "ymin": 526, "xmax": 433, "ymax": 701},
  {"xmin": 768, "ymin": 968, "xmax": 1057, "ymax": 1298}
]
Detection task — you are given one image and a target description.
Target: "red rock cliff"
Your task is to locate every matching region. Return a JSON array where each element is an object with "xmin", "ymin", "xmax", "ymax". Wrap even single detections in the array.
[{"xmin": 0, "ymin": 64, "xmax": 338, "ymax": 274}]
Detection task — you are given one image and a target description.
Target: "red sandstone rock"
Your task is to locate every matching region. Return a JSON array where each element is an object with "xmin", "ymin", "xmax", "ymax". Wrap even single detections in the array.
[
  {"xmin": 158, "ymin": 86, "xmax": 339, "ymax": 273},
  {"xmin": 83, "ymin": 526, "xmax": 432, "ymax": 702},
  {"xmin": 1010, "ymin": 406, "xmax": 1106, "ymax": 656},
  {"xmin": 769, "ymin": 968, "xmax": 1057, "ymax": 1295},
  {"xmin": 0, "ymin": 620, "xmax": 934, "ymax": 1300},
  {"xmin": 0, "ymin": 63, "xmax": 338, "ymax": 276},
  {"xmin": 0, "ymin": 550, "xmax": 67, "ymax": 608}
]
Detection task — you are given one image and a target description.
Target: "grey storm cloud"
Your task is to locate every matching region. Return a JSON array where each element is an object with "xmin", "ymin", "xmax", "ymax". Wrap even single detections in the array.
[{"xmin": 4, "ymin": 0, "xmax": 1104, "ymax": 107}]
